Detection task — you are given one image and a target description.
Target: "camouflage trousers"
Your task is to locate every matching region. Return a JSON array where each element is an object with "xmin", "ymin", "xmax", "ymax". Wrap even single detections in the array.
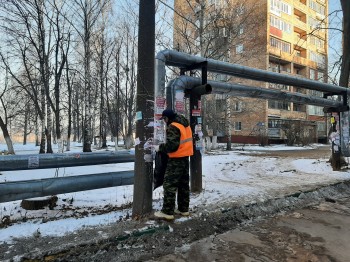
[{"xmin": 162, "ymin": 156, "xmax": 189, "ymax": 215}]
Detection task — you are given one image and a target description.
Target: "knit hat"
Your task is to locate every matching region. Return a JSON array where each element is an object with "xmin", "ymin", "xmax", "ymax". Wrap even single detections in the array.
[{"xmin": 160, "ymin": 109, "xmax": 176, "ymax": 120}]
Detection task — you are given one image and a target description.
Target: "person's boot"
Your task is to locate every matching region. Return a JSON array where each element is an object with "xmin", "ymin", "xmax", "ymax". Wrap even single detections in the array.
[
  {"xmin": 154, "ymin": 211, "xmax": 174, "ymax": 220},
  {"xmin": 174, "ymin": 209, "xmax": 190, "ymax": 216}
]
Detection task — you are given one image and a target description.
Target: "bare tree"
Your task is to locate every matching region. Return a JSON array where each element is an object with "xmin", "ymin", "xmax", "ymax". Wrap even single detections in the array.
[
  {"xmin": 120, "ymin": 21, "xmax": 137, "ymax": 149},
  {"xmin": 0, "ymin": 67, "xmax": 15, "ymax": 154},
  {"xmin": 106, "ymin": 39, "xmax": 123, "ymax": 151},
  {"xmin": 69, "ymin": 0, "xmax": 110, "ymax": 152},
  {"xmin": 0, "ymin": 0, "xmax": 73, "ymax": 153}
]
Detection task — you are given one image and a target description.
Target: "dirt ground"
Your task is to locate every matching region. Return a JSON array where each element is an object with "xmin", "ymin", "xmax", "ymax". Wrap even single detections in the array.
[
  {"xmin": 152, "ymin": 196, "xmax": 350, "ymax": 262},
  {"xmin": 1, "ymin": 145, "xmax": 350, "ymax": 262}
]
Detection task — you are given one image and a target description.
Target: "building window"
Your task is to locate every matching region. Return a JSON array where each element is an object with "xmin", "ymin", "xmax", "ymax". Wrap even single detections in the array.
[
  {"xmin": 317, "ymin": 71, "xmax": 324, "ymax": 82},
  {"xmin": 234, "ymin": 122, "xmax": 242, "ymax": 131},
  {"xmin": 310, "ymin": 51, "xmax": 326, "ymax": 68},
  {"xmin": 268, "ymin": 119, "xmax": 282, "ymax": 128},
  {"xmin": 219, "ymin": 27, "xmax": 228, "ymax": 38},
  {"xmin": 293, "ymin": 103, "xmax": 305, "ymax": 112},
  {"xmin": 238, "ymin": 25, "xmax": 244, "ymax": 35},
  {"xmin": 268, "ymin": 100, "xmax": 291, "ymax": 110},
  {"xmin": 232, "ymin": 101, "xmax": 242, "ymax": 112},
  {"xmin": 270, "ymin": 0, "xmax": 291, "ymax": 15},
  {"xmin": 216, "ymin": 99, "xmax": 226, "ymax": 111},
  {"xmin": 310, "ymin": 68, "xmax": 316, "ymax": 80},
  {"xmin": 270, "ymin": 15, "xmax": 292, "ymax": 33},
  {"xmin": 270, "ymin": 36, "xmax": 291, "ymax": 53},
  {"xmin": 308, "ymin": 105, "xmax": 324, "ymax": 116},
  {"xmin": 236, "ymin": 44, "xmax": 244, "ymax": 54},
  {"xmin": 270, "ymin": 0, "xmax": 280, "ymax": 15},
  {"xmin": 309, "ymin": 0, "xmax": 325, "ymax": 15},
  {"xmin": 310, "ymin": 36, "xmax": 325, "ymax": 49},
  {"xmin": 280, "ymin": 1, "xmax": 292, "ymax": 15},
  {"xmin": 269, "ymin": 83, "xmax": 291, "ymax": 91},
  {"xmin": 317, "ymin": 122, "xmax": 326, "ymax": 132},
  {"xmin": 308, "ymin": 16, "xmax": 326, "ymax": 32}
]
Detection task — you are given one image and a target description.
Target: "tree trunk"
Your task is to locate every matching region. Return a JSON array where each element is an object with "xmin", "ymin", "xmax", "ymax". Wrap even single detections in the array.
[
  {"xmin": 0, "ymin": 116, "xmax": 15, "ymax": 154},
  {"xmin": 66, "ymin": 139, "xmax": 71, "ymax": 152},
  {"xmin": 124, "ymin": 134, "xmax": 134, "ymax": 149},
  {"xmin": 83, "ymin": 13, "xmax": 92, "ymax": 153},
  {"xmin": 46, "ymin": 104, "xmax": 53, "ymax": 153},
  {"xmin": 40, "ymin": 124, "xmax": 46, "ymax": 153},
  {"xmin": 205, "ymin": 136, "xmax": 212, "ymax": 151},
  {"xmin": 66, "ymin": 65, "xmax": 72, "ymax": 152},
  {"xmin": 114, "ymin": 136, "xmax": 119, "ymax": 151},
  {"xmin": 73, "ymin": 88, "xmax": 78, "ymax": 142},
  {"xmin": 225, "ymin": 96, "xmax": 232, "ymax": 150},
  {"xmin": 35, "ymin": 114, "xmax": 40, "ymax": 147},
  {"xmin": 39, "ymin": 89, "xmax": 46, "ymax": 154},
  {"xmin": 212, "ymin": 135, "xmax": 218, "ymax": 149},
  {"xmin": 23, "ymin": 103, "xmax": 29, "ymax": 145}
]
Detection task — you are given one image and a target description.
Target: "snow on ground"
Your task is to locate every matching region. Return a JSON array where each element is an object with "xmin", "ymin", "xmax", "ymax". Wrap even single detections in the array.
[{"xmin": 0, "ymin": 142, "xmax": 349, "ymax": 244}]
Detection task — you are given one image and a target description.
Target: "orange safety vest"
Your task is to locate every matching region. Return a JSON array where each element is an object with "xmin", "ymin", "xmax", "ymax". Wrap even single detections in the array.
[{"xmin": 168, "ymin": 122, "xmax": 194, "ymax": 158}]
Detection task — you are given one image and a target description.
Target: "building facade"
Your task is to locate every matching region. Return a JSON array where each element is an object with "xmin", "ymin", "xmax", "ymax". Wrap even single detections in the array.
[{"xmin": 174, "ymin": 0, "xmax": 329, "ymax": 144}]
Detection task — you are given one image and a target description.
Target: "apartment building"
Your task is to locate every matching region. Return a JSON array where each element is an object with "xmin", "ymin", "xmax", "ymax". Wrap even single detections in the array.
[{"xmin": 174, "ymin": 0, "xmax": 329, "ymax": 144}]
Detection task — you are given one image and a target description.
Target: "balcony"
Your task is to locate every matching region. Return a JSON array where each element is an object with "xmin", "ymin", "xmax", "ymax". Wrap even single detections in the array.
[
  {"xmin": 292, "ymin": 55, "xmax": 308, "ymax": 66},
  {"xmin": 293, "ymin": 0, "xmax": 306, "ymax": 12},
  {"xmin": 294, "ymin": 36, "xmax": 307, "ymax": 49},
  {"xmin": 294, "ymin": 19, "xmax": 307, "ymax": 31},
  {"xmin": 269, "ymin": 46, "xmax": 291, "ymax": 62}
]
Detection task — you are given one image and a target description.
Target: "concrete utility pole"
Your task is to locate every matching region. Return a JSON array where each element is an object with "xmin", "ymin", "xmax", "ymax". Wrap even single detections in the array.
[{"xmin": 132, "ymin": 0, "xmax": 155, "ymax": 218}]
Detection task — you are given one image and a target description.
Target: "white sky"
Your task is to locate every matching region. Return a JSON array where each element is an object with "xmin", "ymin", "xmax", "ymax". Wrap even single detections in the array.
[{"xmin": 1, "ymin": 142, "xmax": 349, "ymax": 244}]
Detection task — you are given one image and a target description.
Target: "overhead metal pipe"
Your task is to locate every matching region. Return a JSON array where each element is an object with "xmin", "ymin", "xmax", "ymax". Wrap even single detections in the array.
[
  {"xmin": 0, "ymin": 171, "xmax": 134, "ymax": 203},
  {"xmin": 0, "ymin": 151, "xmax": 135, "ymax": 172},
  {"xmin": 166, "ymin": 75, "xmax": 342, "ymax": 109},
  {"xmin": 156, "ymin": 49, "xmax": 350, "ymax": 94}
]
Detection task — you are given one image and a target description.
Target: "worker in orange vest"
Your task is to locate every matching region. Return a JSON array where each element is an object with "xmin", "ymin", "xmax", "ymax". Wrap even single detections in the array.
[{"xmin": 154, "ymin": 109, "xmax": 193, "ymax": 220}]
